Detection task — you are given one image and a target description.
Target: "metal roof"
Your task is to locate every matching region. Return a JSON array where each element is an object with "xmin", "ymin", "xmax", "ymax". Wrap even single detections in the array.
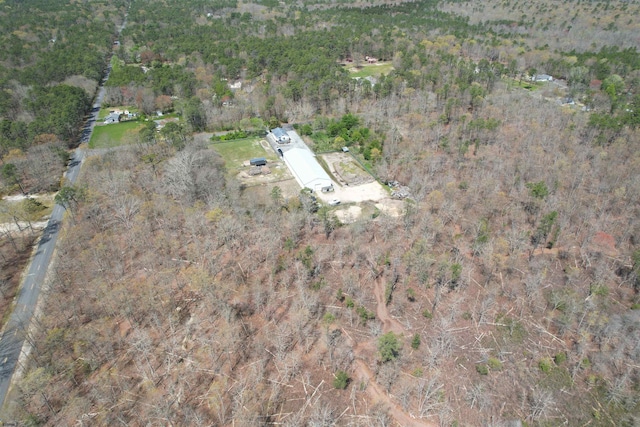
[{"xmin": 283, "ymin": 148, "xmax": 333, "ymax": 191}]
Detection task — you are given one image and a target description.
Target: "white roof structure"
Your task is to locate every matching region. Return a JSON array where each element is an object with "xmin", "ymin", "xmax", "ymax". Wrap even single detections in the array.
[{"xmin": 283, "ymin": 148, "xmax": 334, "ymax": 192}]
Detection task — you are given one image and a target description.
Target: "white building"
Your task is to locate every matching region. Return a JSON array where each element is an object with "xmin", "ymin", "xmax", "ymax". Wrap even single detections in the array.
[
  {"xmin": 271, "ymin": 127, "xmax": 291, "ymax": 143},
  {"xmin": 283, "ymin": 148, "xmax": 334, "ymax": 193}
]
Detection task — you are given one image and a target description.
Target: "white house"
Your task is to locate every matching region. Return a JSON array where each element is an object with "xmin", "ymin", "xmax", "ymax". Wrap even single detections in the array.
[
  {"xmin": 271, "ymin": 127, "xmax": 291, "ymax": 144},
  {"xmin": 532, "ymin": 74, "xmax": 553, "ymax": 82}
]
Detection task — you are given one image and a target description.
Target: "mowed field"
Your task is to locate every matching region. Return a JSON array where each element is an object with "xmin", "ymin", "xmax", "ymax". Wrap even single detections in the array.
[
  {"xmin": 211, "ymin": 138, "xmax": 278, "ymax": 171},
  {"xmin": 89, "ymin": 121, "xmax": 145, "ymax": 148}
]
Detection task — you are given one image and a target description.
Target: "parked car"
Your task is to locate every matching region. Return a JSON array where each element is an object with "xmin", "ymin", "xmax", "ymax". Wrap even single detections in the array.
[{"xmin": 328, "ymin": 199, "xmax": 341, "ymax": 206}]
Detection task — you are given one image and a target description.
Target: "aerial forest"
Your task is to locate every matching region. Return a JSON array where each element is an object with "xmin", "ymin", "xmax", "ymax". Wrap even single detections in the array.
[{"xmin": 0, "ymin": 0, "xmax": 639, "ymax": 425}]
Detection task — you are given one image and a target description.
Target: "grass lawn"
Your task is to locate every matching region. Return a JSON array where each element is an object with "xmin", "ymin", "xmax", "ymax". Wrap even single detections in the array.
[
  {"xmin": 211, "ymin": 138, "xmax": 278, "ymax": 171},
  {"xmin": 505, "ymin": 77, "xmax": 543, "ymax": 91},
  {"xmin": 348, "ymin": 62, "xmax": 394, "ymax": 78},
  {"xmin": 89, "ymin": 120, "xmax": 145, "ymax": 148}
]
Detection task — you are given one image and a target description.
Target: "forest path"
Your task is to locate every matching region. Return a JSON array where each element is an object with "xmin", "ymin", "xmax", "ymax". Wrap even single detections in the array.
[
  {"xmin": 343, "ymin": 276, "xmax": 436, "ymax": 427},
  {"xmin": 373, "ymin": 276, "xmax": 405, "ymax": 335}
]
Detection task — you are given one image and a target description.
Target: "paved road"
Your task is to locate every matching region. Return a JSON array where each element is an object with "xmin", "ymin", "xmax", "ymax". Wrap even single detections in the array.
[
  {"xmin": 0, "ymin": 150, "xmax": 84, "ymax": 406},
  {"xmin": 0, "ymin": 17, "xmax": 118, "ymax": 410}
]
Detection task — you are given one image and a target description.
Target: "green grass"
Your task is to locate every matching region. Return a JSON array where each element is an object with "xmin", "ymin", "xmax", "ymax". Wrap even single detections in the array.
[
  {"xmin": 505, "ymin": 77, "xmax": 543, "ymax": 91},
  {"xmin": 211, "ymin": 138, "xmax": 278, "ymax": 171},
  {"xmin": 89, "ymin": 120, "xmax": 145, "ymax": 148},
  {"xmin": 348, "ymin": 62, "xmax": 394, "ymax": 78}
]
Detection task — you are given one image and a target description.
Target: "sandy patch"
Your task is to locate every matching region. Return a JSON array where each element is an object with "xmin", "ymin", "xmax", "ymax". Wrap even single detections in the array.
[
  {"xmin": 316, "ymin": 181, "xmax": 387, "ymax": 204},
  {"xmin": 375, "ymin": 199, "xmax": 405, "ymax": 217},
  {"xmin": 334, "ymin": 205, "xmax": 362, "ymax": 223},
  {"xmin": 0, "ymin": 221, "xmax": 48, "ymax": 233}
]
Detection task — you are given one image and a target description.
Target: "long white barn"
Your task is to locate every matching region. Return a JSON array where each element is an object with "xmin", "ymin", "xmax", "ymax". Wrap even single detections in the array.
[{"xmin": 283, "ymin": 148, "xmax": 334, "ymax": 193}]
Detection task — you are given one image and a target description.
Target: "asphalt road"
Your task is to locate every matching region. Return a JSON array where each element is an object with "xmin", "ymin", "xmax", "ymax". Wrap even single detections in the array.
[
  {"xmin": 0, "ymin": 45, "xmax": 111, "ymax": 411},
  {"xmin": 0, "ymin": 149, "xmax": 84, "ymax": 406}
]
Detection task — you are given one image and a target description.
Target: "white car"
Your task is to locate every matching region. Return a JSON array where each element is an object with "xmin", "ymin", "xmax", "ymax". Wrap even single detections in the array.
[{"xmin": 328, "ymin": 199, "xmax": 341, "ymax": 206}]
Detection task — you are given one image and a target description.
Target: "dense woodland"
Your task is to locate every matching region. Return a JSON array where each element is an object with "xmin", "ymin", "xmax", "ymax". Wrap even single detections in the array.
[{"xmin": 1, "ymin": 0, "xmax": 639, "ymax": 425}]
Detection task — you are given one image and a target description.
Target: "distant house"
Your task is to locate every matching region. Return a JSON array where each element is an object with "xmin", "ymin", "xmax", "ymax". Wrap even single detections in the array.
[
  {"xmin": 532, "ymin": 74, "xmax": 553, "ymax": 82},
  {"xmin": 104, "ymin": 112, "xmax": 120, "ymax": 124},
  {"xmin": 271, "ymin": 127, "xmax": 291, "ymax": 144}
]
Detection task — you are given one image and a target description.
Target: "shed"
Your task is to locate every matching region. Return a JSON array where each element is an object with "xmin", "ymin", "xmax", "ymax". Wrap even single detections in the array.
[{"xmin": 250, "ymin": 157, "xmax": 267, "ymax": 166}]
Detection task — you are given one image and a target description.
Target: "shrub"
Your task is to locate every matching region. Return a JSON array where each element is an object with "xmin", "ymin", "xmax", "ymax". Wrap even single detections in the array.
[
  {"xmin": 422, "ymin": 309, "xmax": 433, "ymax": 319},
  {"xmin": 333, "ymin": 371, "xmax": 350, "ymax": 389},
  {"xmin": 554, "ymin": 352, "xmax": 567, "ymax": 365},
  {"xmin": 526, "ymin": 181, "xmax": 549, "ymax": 199},
  {"xmin": 345, "ymin": 297, "xmax": 354, "ymax": 308},
  {"xmin": 323, "ymin": 313, "xmax": 335, "ymax": 324},
  {"xmin": 411, "ymin": 333, "xmax": 421, "ymax": 350},
  {"xmin": 356, "ymin": 306, "xmax": 375, "ymax": 324},
  {"xmin": 406, "ymin": 288, "xmax": 416, "ymax": 302},
  {"xmin": 378, "ymin": 332, "xmax": 401, "ymax": 363},
  {"xmin": 476, "ymin": 364, "xmax": 489, "ymax": 375},
  {"xmin": 539, "ymin": 357, "xmax": 554, "ymax": 373},
  {"xmin": 487, "ymin": 357, "xmax": 502, "ymax": 371}
]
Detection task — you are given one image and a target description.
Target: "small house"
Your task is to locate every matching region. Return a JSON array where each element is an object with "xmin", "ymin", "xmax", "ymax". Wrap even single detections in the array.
[
  {"xmin": 271, "ymin": 127, "xmax": 291, "ymax": 144},
  {"xmin": 532, "ymin": 74, "xmax": 553, "ymax": 82},
  {"xmin": 250, "ymin": 157, "xmax": 267, "ymax": 167}
]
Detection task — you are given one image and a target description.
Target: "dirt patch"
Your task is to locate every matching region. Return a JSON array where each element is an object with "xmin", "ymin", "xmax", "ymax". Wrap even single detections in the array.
[
  {"xmin": 334, "ymin": 205, "xmax": 362, "ymax": 223},
  {"xmin": 321, "ymin": 152, "xmax": 373, "ymax": 186},
  {"xmin": 375, "ymin": 199, "xmax": 405, "ymax": 218},
  {"xmin": 236, "ymin": 161, "xmax": 292, "ymax": 185}
]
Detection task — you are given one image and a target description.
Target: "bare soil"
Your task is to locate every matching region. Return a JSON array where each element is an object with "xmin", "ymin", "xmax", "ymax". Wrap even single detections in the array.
[{"xmin": 321, "ymin": 152, "xmax": 374, "ymax": 186}]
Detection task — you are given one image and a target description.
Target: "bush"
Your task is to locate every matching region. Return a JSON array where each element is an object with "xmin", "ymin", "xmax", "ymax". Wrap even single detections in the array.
[
  {"xmin": 345, "ymin": 297, "xmax": 354, "ymax": 308},
  {"xmin": 406, "ymin": 288, "xmax": 416, "ymax": 302},
  {"xmin": 378, "ymin": 332, "xmax": 401, "ymax": 363},
  {"xmin": 411, "ymin": 333, "xmax": 421, "ymax": 350},
  {"xmin": 356, "ymin": 305, "xmax": 375, "ymax": 324},
  {"xmin": 333, "ymin": 370, "xmax": 350, "ymax": 389},
  {"xmin": 476, "ymin": 364, "xmax": 489, "ymax": 375},
  {"xmin": 554, "ymin": 352, "xmax": 567, "ymax": 365},
  {"xmin": 539, "ymin": 357, "xmax": 554, "ymax": 373},
  {"xmin": 422, "ymin": 309, "xmax": 433, "ymax": 319},
  {"xmin": 487, "ymin": 357, "xmax": 502, "ymax": 371}
]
